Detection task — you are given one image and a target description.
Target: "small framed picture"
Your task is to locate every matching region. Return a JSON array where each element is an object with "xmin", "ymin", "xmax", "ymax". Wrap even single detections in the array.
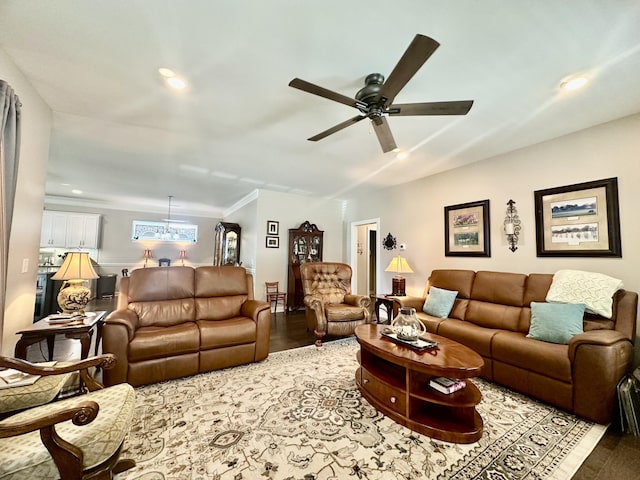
[
  {"xmin": 266, "ymin": 236, "xmax": 279, "ymax": 248},
  {"xmin": 267, "ymin": 220, "xmax": 279, "ymax": 236}
]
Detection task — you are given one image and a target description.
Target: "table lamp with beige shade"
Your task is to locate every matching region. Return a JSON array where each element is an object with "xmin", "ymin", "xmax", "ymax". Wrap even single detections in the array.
[
  {"xmin": 385, "ymin": 255, "xmax": 413, "ymax": 296},
  {"xmin": 51, "ymin": 251, "xmax": 99, "ymax": 313}
]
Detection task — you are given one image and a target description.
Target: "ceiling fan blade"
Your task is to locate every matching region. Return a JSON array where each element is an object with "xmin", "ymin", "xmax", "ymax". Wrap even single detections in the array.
[
  {"xmin": 388, "ymin": 100, "xmax": 474, "ymax": 116},
  {"xmin": 308, "ymin": 115, "xmax": 367, "ymax": 141},
  {"xmin": 372, "ymin": 117, "xmax": 397, "ymax": 153},
  {"xmin": 289, "ymin": 78, "xmax": 364, "ymax": 109},
  {"xmin": 379, "ymin": 34, "xmax": 440, "ymax": 106}
]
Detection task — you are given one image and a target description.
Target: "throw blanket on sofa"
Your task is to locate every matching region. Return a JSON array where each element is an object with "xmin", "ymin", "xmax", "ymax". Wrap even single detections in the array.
[{"xmin": 546, "ymin": 269, "xmax": 624, "ymax": 318}]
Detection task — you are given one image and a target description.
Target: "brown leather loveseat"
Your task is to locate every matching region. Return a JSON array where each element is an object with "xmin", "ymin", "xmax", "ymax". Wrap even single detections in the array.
[
  {"xmin": 102, "ymin": 266, "xmax": 271, "ymax": 387},
  {"xmin": 395, "ymin": 269, "xmax": 637, "ymax": 424}
]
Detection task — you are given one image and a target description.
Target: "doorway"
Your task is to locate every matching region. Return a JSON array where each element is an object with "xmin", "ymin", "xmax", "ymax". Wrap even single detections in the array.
[{"xmin": 350, "ymin": 219, "xmax": 379, "ymax": 296}]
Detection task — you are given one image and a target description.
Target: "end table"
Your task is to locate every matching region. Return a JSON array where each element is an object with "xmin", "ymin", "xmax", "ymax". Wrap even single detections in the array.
[{"xmin": 372, "ymin": 295, "xmax": 397, "ymax": 324}]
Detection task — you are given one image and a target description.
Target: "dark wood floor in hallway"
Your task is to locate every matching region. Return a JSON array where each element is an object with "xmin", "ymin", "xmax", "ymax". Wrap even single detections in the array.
[{"xmin": 22, "ymin": 298, "xmax": 640, "ymax": 479}]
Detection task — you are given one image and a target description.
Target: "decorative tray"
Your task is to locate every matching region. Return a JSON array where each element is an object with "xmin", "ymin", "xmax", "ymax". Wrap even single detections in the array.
[{"xmin": 381, "ymin": 329, "xmax": 438, "ymax": 351}]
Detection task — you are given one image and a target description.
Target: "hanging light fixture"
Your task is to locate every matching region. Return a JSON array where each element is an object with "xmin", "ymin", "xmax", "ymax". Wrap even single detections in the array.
[{"xmin": 157, "ymin": 195, "xmax": 180, "ymax": 241}]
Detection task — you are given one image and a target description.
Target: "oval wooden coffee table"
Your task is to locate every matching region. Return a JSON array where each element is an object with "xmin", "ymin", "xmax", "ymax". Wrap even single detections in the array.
[{"xmin": 354, "ymin": 324, "xmax": 484, "ymax": 444}]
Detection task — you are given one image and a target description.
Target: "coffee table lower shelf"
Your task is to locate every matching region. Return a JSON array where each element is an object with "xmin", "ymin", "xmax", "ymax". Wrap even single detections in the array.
[{"xmin": 355, "ymin": 365, "xmax": 483, "ymax": 444}]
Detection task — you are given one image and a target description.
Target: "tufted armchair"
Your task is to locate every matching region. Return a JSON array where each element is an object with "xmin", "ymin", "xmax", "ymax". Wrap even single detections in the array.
[
  {"xmin": 300, "ymin": 262, "xmax": 371, "ymax": 346},
  {"xmin": 0, "ymin": 354, "xmax": 135, "ymax": 479}
]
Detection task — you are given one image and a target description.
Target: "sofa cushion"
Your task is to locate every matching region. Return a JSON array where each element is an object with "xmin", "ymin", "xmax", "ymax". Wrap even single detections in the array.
[
  {"xmin": 465, "ymin": 300, "xmax": 522, "ymax": 331},
  {"xmin": 326, "ymin": 304, "xmax": 366, "ymax": 322},
  {"xmin": 492, "ymin": 331, "xmax": 572, "ymax": 382},
  {"xmin": 436, "ymin": 319, "xmax": 499, "ymax": 358},
  {"xmin": 423, "ymin": 286, "xmax": 458, "ymax": 318},
  {"xmin": 427, "ymin": 270, "xmax": 475, "ymax": 299},
  {"xmin": 198, "ymin": 317, "xmax": 256, "ymax": 349},
  {"xmin": 129, "ymin": 323, "xmax": 200, "ymax": 362},
  {"xmin": 195, "ymin": 266, "xmax": 249, "ymax": 297},
  {"xmin": 130, "ymin": 298, "xmax": 196, "ymax": 328},
  {"xmin": 127, "ymin": 266, "xmax": 195, "ymax": 302},
  {"xmin": 546, "ymin": 269, "xmax": 623, "ymax": 318},
  {"xmin": 527, "ymin": 302, "xmax": 585, "ymax": 344},
  {"xmin": 471, "ymin": 271, "xmax": 527, "ymax": 307},
  {"xmin": 196, "ymin": 297, "xmax": 246, "ymax": 320}
]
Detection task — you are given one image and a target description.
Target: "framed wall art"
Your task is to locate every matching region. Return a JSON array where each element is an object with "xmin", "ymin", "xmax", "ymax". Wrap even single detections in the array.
[
  {"xmin": 266, "ymin": 236, "xmax": 279, "ymax": 248},
  {"xmin": 267, "ymin": 220, "xmax": 279, "ymax": 236},
  {"xmin": 534, "ymin": 177, "xmax": 621, "ymax": 257},
  {"xmin": 444, "ymin": 199, "xmax": 491, "ymax": 257}
]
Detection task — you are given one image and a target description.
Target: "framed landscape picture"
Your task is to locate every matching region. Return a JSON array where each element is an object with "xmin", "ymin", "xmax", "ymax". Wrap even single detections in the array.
[
  {"xmin": 534, "ymin": 177, "xmax": 621, "ymax": 257},
  {"xmin": 444, "ymin": 199, "xmax": 491, "ymax": 257}
]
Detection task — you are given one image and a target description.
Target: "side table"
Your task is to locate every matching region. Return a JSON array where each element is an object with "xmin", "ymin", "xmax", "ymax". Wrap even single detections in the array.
[
  {"xmin": 373, "ymin": 295, "xmax": 397, "ymax": 324},
  {"xmin": 15, "ymin": 311, "xmax": 107, "ymax": 361}
]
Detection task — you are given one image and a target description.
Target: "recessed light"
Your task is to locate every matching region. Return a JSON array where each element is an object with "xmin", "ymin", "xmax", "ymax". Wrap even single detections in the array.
[
  {"xmin": 165, "ymin": 76, "xmax": 187, "ymax": 90},
  {"xmin": 71, "ymin": 189, "xmax": 83, "ymax": 195},
  {"xmin": 158, "ymin": 67, "xmax": 176, "ymax": 78},
  {"xmin": 396, "ymin": 151, "xmax": 409, "ymax": 160},
  {"xmin": 560, "ymin": 76, "xmax": 588, "ymax": 91}
]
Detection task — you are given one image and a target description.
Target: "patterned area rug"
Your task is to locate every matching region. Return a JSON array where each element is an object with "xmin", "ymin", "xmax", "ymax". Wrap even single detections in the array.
[{"xmin": 117, "ymin": 338, "xmax": 606, "ymax": 479}]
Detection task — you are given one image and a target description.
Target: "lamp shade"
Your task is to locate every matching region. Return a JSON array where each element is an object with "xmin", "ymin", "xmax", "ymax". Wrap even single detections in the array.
[
  {"xmin": 52, "ymin": 252, "xmax": 99, "ymax": 281},
  {"xmin": 384, "ymin": 256, "xmax": 414, "ymax": 275}
]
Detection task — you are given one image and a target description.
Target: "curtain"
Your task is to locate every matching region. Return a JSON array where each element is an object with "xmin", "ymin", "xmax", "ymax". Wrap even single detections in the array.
[{"xmin": 0, "ymin": 80, "xmax": 22, "ymax": 338}]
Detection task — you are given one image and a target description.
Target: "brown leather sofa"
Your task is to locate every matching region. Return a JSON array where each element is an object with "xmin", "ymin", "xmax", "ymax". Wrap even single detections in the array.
[
  {"xmin": 300, "ymin": 262, "xmax": 371, "ymax": 346},
  {"xmin": 395, "ymin": 269, "xmax": 637, "ymax": 424},
  {"xmin": 102, "ymin": 266, "xmax": 271, "ymax": 387}
]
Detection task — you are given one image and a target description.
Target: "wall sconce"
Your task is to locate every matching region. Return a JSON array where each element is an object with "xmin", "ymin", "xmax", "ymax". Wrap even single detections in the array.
[
  {"xmin": 143, "ymin": 249, "xmax": 153, "ymax": 267},
  {"xmin": 179, "ymin": 250, "xmax": 186, "ymax": 266},
  {"xmin": 504, "ymin": 199, "xmax": 521, "ymax": 252}
]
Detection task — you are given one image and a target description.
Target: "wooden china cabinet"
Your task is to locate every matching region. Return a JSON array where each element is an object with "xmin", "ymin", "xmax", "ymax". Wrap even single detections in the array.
[
  {"xmin": 287, "ymin": 220, "xmax": 323, "ymax": 312},
  {"xmin": 213, "ymin": 222, "xmax": 241, "ymax": 266}
]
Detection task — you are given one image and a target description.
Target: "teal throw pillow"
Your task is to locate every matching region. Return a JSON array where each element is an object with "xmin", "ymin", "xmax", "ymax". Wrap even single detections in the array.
[
  {"xmin": 423, "ymin": 286, "xmax": 458, "ymax": 318},
  {"xmin": 527, "ymin": 302, "xmax": 585, "ymax": 344}
]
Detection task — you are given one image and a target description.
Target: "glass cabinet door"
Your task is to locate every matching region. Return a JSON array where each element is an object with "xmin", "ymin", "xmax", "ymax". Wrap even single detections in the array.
[{"xmin": 214, "ymin": 222, "xmax": 241, "ymax": 266}]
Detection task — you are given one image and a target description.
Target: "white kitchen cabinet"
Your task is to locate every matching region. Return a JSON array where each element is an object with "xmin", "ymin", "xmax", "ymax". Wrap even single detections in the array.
[
  {"xmin": 40, "ymin": 211, "xmax": 101, "ymax": 249},
  {"xmin": 40, "ymin": 211, "xmax": 68, "ymax": 247},
  {"xmin": 65, "ymin": 214, "xmax": 101, "ymax": 248}
]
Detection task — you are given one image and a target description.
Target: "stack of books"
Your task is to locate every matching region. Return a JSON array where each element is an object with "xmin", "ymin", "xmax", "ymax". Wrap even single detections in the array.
[{"xmin": 428, "ymin": 376, "xmax": 466, "ymax": 394}]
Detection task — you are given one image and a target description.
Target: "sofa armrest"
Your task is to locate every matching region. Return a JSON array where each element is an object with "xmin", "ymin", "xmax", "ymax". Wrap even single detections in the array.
[
  {"xmin": 393, "ymin": 296, "xmax": 425, "ymax": 312},
  {"xmin": 104, "ymin": 309, "xmax": 138, "ymax": 340},
  {"xmin": 569, "ymin": 329, "xmax": 634, "ymax": 423},
  {"xmin": 568, "ymin": 330, "xmax": 630, "ymax": 360},
  {"xmin": 241, "ymin": 300, "xmax": 271, "ymax": 322},
  {"xmin": 102, "ymin": 310, "xmax": 139, "ymax": 387},
  {"xmin": 344, "ymin": 294, "xmax": 371, "ymax": 308}
]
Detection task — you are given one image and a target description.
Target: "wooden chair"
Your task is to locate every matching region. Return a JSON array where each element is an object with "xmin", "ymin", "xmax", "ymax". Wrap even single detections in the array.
[
  {"xmin": 0, "ymin": 354, "xmax": 135, "ymax": 479},
  {"xmin": 265, "ymin": 282, "xmax": 287, "ymax": 314}
]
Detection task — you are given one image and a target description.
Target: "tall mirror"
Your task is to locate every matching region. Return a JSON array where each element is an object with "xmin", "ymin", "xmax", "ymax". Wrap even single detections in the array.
[{"xmin": 213, "ymin": 222, "xmax": 241, "ymax": 266}]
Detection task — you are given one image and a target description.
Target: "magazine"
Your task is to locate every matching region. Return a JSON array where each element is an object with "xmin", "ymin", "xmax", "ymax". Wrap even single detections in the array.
[{"xmin": 0, "ymin": 361, "xmax": 57, "ymax": 389}]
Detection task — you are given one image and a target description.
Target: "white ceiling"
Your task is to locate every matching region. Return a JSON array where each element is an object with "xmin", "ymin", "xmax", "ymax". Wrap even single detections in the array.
[{"xmin": 2, "ymin": 1, "xmax": 640, "ymax": 218}]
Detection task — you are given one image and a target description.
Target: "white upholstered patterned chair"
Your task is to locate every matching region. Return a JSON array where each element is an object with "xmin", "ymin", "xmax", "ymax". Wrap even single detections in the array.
[{"xmin": 0, "ymin": 354, "xmax": 135, "ymax": 479}]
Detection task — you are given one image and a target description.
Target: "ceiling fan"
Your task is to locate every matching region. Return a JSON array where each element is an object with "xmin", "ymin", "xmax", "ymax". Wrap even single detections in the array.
[{"xmin": 289, "ymin": 34, "xmax": 473, "ymax": 153}]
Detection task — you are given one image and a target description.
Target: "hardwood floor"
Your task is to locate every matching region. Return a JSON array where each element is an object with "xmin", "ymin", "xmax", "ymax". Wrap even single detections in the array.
[{"xmin": 23, "ymin": 298, "xmax": 639, "ymax": 479}]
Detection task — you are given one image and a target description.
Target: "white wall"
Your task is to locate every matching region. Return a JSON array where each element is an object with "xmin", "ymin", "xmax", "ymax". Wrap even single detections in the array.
[
  {"xmin": 344, "ymin": 113, "xmax": 640, "ymax": 361},
  {"xmin": 1, "ymin": 49, "xmax": 52, "ymax": 355},
  {"xmin": 226, "ymin": 189, "xmax": 344, "ymax": 306}
]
